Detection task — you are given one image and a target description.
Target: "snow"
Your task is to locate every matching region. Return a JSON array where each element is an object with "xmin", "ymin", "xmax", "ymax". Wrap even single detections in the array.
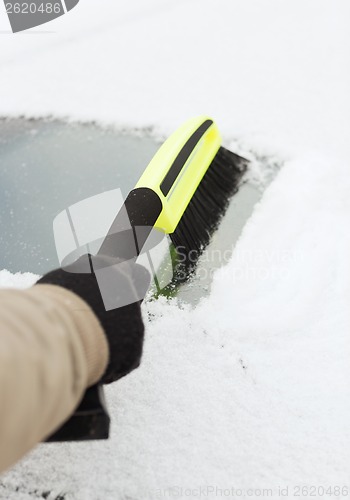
[
  {"xmin": 0, "ymin": 270, "xmax": 38, "ymax": 289},
  {"xmin": 0, "ymin": 1, "xmax": 350, "ymax": 499}
]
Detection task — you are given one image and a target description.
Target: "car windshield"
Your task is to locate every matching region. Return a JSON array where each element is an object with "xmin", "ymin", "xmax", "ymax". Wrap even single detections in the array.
[
  {"xmin": 0, "ymin": 119, "xmax": 160, "ymax": 275},
  {"xmin": 0, "ymin": 118, "xmax": 261, "ymax": 304}
]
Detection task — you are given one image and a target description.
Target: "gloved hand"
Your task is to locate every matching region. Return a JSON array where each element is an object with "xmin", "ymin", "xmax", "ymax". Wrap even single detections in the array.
[{"xmin": 37, "ymin": 254, "xmax": 150, "ymax": 384}]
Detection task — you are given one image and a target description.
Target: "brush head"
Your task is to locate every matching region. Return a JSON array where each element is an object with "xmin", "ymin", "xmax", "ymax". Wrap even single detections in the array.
[{"xmin": 170, "ymin": 146, "xmax": 248, "ymax": 279}]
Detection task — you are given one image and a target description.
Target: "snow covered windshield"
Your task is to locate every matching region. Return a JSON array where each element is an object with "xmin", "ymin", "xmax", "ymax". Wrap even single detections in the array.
[{"xmin": 0, "ymin": 118, "xmax": 263, "ymax": 304}]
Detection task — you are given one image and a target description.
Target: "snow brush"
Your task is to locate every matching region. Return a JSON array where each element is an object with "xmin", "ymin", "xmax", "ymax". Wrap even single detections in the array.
[
  {"xmin": 99, "ymin": 115, "xmax": 248, "ymax": 273},
  {"xmin": 47, "ymin": 116, "xmax": 248, "ymax": 442}
]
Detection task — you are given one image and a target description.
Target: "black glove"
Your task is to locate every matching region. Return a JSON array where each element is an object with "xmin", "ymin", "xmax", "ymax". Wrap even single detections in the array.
[{"xmin": 37, "ymin": 254, "xmax": 150, "ymax": 384}]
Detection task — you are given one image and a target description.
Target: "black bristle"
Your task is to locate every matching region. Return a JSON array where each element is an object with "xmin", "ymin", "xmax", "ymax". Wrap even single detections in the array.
[{"xmin": 170, "ymin": 146, "xmax": 248, "ymax": 278}]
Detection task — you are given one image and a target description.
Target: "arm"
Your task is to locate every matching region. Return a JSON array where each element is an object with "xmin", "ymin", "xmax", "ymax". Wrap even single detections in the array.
[
  {"xmin": 0, "ymin": 255, "xmax": 149, "ymax": 473},
  {"xmin": 0, "ymin": 284, "xmax": 109, "ymax": 473}
]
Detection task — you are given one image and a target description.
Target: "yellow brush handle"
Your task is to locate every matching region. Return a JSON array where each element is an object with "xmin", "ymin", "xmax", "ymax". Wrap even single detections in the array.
[{"xmin": 135, "ymin": 116, "xmax": 221, "ymax": 234}]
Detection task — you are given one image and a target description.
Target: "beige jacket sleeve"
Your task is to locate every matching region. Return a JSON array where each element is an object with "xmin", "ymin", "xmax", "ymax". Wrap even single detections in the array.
[{"xmin": 0, "ymin": 284, "xmax": 109, "ymax": 473}]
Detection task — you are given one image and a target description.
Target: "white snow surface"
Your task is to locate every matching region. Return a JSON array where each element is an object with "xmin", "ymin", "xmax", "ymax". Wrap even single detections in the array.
[
  {"xmin": 0, "ymin": 270, "xmax": 38, "ymax": 289},
  {"xmin": 0, "ymin": 1, "xmax": 350, "ymax": 499}
]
